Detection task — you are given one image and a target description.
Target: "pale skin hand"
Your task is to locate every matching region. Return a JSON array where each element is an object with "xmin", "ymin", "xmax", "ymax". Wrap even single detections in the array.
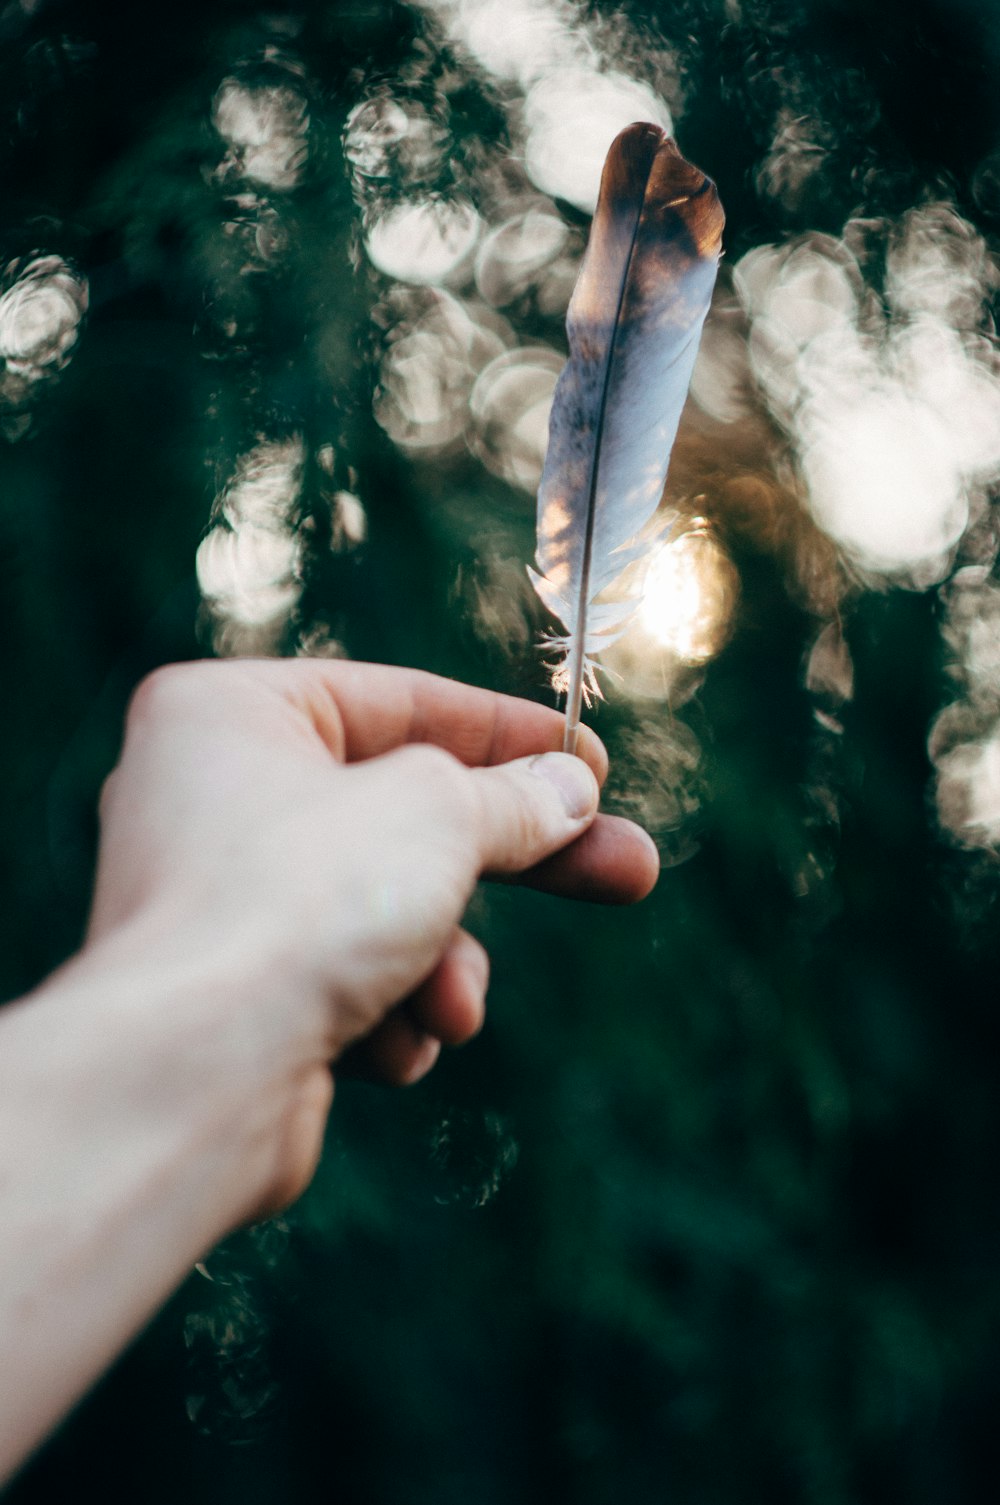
[
  {"xmin": 87, "ymin": 659, "xmax": 659, "ymax": 1215},
  {"xmin": 0, "ymin": 659, "xmax": 658, "ymax": 1485}
]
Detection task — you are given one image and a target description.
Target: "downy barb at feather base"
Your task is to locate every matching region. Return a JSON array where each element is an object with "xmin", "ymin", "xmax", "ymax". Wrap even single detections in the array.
[{"xmin": 528, "ymin": 123, "xmax": 725, "ymax": 753}]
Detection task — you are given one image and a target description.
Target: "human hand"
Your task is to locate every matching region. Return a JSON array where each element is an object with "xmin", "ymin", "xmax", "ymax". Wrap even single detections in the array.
[
  {"xmin": 0, "ymin": 661, "xmax": 658, "ymax": 1483},
  {"xmin": 87, "ymin": 659, "xmax": 658, "ymax": 1222}
]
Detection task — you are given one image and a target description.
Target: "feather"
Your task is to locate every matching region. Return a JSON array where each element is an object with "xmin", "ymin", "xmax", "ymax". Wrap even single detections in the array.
[{"xmin": 528, "ymin": 123, "xmax": 725, "ymax": 752}]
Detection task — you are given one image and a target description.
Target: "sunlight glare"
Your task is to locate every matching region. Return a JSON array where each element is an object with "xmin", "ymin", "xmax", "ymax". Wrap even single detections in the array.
[{"xmin": 638, "ymin": 525, "xmax": 735, "ymax": 661}]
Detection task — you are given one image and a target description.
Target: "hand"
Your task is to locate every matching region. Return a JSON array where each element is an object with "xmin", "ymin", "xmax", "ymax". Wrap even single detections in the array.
[
  {"xmin": 0, "ymin": 659, "xmax": 659, "ymax": 1479},
  {"xmin": 87, "ymin": 659, "xmax": 659, "ymax": 1221}
]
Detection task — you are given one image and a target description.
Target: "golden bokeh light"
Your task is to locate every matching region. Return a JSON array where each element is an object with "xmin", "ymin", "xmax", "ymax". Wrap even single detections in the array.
[{"xmin": 602, "ymin": 521, "xmax": 738, "ymax": 700}]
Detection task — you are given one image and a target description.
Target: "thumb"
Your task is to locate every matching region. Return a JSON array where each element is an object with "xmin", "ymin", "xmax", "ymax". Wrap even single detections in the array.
[{"xmin": 470, "ymin": 752, "xmax": 600, "ymax": 875}]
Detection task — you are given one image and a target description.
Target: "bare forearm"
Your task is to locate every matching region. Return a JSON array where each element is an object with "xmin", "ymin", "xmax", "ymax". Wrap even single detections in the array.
[{"xmin": 0, "ymin": 929, "xmax": 271, "ymax": 1486}]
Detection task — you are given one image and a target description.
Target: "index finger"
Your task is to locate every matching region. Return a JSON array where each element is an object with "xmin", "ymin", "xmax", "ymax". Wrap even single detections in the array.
[
  {"xmin": 273, "ymin": 660, "xmax": 610, "ymax": 784},
  {"xmin": 245, "ymin": 659, "xmax": 655, "ymax": 903}
]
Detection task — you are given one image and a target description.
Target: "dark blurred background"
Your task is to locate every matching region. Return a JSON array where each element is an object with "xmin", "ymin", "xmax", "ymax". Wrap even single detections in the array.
[{"xmin": 5, "ymin": 1, "xmax": 1000, "ymax": 1501}]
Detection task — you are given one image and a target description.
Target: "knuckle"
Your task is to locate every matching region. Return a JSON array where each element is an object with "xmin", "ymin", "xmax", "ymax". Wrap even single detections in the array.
[
  {"xmin": 390, "ymin": 743, "xmax": 479, "ymax": 834},
  {"xmin": 397, "ymin": 743, "xmax": 465, "ymax": 793},
  {"xmin": 125, "ymin": 664, "xmax": 201, "ymax": 725}
]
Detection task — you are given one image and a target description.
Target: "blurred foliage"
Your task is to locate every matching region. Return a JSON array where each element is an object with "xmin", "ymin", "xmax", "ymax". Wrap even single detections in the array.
[{"xmin": 5, "ymin": 2, "xmax": 1000, "ymax": 1503}]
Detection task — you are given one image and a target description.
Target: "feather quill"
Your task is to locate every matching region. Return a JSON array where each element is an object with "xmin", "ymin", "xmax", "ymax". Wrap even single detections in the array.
[{"xmin": 529, "ymin": 123, "xmax": 725, "ymax": 752}]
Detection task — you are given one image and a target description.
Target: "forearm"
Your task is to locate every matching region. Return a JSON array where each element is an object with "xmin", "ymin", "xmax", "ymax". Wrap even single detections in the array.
[{"xmin": 0, "ymin": 926, "xmax": 275, "ymax": 1487}]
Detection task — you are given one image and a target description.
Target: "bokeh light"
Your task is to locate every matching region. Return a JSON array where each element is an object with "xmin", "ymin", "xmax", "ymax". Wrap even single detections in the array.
[
  {"xmin": 345, "ymin": 95, "xmax": 449, "ymax": 194},
  {"xmin": 0, "ymin": 254, "xmax": 88, "ymax": 434},
  {"xmin": 418, "ymin": 0, "xmax": 596, "ymax": 90},
  {"xmin": 729, "ymin": 213, "xmax": 1000, "ymax": 584},
  {"xmin": 374, "ymin": 288, "xmax": 512, "ymax": 454},
  {"xmin": 602, "ymin": 521, "xmax": 738, "ymax": 700},
  {"xmin": 931, "ymin": 572, "xmax": 1000, "ymax": 850},
  {"xmin": 469, "ymin": 346, "xmax": 562, "ymax": 491},
  {"xmin": 474, "ymin": 208, "xmax": 575, "ymax": 312},
  {"xmin": 213, "ymin": 74, "xmax": 310, "ymax": 192},
  {"xmin": 365, "ymin": 199, "xmax": 483, "ymax": 287},
  {"xmin": 522, "ymin": 67, "xmax": 672, "ymax": 212},
  {"xmin": 197, "ymin": 437, "xmax": 305, "ymax": 653},
  {"xmin": 638, "ymin": 526, "xmax": 736, "ymax": 662},
  {"xmin": 0, "ymin": 256, "xmax": 87, "ymax": 376}
]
